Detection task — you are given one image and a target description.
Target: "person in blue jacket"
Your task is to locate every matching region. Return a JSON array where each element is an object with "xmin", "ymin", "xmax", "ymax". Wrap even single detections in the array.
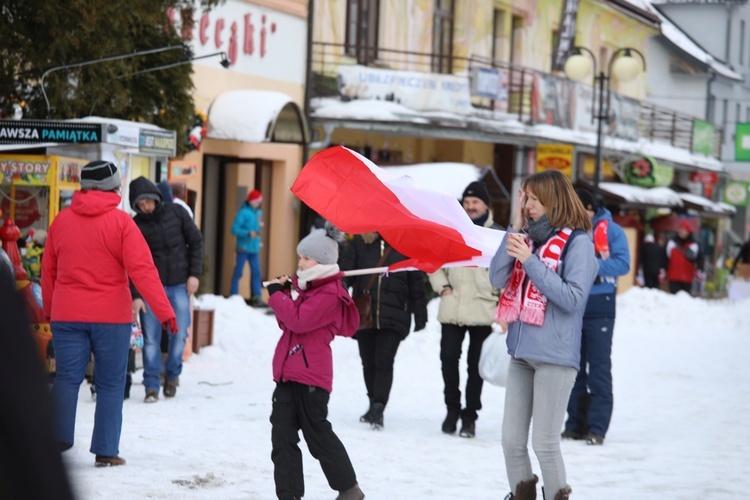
[
  {"xmin": 490, "ymin": 170, "xmax": 598, "ymax": 500},
  {"xmin": 230, "ymin": 189, "xmax": 264, "ymax": 306},
  {"xmin": 562, "ymin": 189, "xmax": 631, "ymax": 446}
]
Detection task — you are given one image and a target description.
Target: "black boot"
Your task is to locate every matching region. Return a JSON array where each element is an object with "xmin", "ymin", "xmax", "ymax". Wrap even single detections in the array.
[
  {"xmin": 459, "ymin": 409, "xmax": 477, "ymax": 438},
  {"xmin": 370, "ymin": 402, "xmax": 384, "ymax": 430},
  {"xmin": 505, "ymin": 474, "xmax": 538, "ymax": 500},
  {"xmin": 360, "ymin": 402, "xmax": 374, "ymax": 423},
  {"xmin": 441, "ymin": 407, "xmax": 461, "ymax": 434}
]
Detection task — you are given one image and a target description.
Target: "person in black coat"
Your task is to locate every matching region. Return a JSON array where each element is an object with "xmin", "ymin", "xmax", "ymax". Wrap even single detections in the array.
[
  {"xmin": 129, "ymin": 176, "xmax": 203, "ymax": 402},
  {"xmin": 339, "ymin": 232, "xmax": 428, "ymax": 430},
  {"xmin": 639, "ymin": 234, "xmax": 664, "ymax": 289}
]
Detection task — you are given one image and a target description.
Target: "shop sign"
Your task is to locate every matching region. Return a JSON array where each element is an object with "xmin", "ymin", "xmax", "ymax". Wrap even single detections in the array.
[
  {"xmin": 723, "ymin": 180, "xmax": 749, "ymax": 207},
  {"xmin": 470, "ymin": 67, "xmax": 508, "ymax": 101},
  {"xmin": 1, "ymin": 156, "xmax": 52, "ymax": 185},
  {"xmin": 690, "ymin": 171, "xmax": 719, "ymax": 185},
  {"xmin": 536, "ymin": 143, "xmax": 573, "ymax": 178},
  {"xmin": 734, "ymin": 123, "xmax": 750, "ymax": 161},
  {"xmin": 167, "ymin": 0, "xmax": 307, "ymax": 85},
  {"xmin": 692, "ymin": 119, "xmax": 715, "ymax": 156},
  {"xmin": 337, "ymin": 65, "xmax": 473, "ymax": 115},
  {"xmin": 139, "ymin": 130, "xmax": 176, "ymax": 156},
  {"xmin": 106, "ymin": 124, "xmax": 140, "ymax": 148},
  {"xmin": 0, "ymin": 120, "xmax": 102, "ymax": 144},
  {"xmin": 624, "ymin": 156, "xmax": 674, "ymax": 187}
]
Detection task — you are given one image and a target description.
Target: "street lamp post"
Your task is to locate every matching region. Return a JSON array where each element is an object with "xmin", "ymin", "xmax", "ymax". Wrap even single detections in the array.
[
  {"xmin": 564, "ymin": 46, "xmax": 646, "ymax": 203},
  {"xmin": 41, "ymin": 44, "xmax": 190, "ymax": 119}
]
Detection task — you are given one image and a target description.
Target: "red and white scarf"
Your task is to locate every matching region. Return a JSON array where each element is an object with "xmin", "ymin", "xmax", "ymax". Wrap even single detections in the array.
[{"xmin": 496, "ymin": 228, "xmax": 573, "ymax": 326}]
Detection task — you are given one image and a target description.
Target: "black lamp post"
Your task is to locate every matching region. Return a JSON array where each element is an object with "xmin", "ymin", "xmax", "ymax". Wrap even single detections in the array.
[{"xmin": 564, "ymin": 46, "xmax": 646, "ymax": 203}]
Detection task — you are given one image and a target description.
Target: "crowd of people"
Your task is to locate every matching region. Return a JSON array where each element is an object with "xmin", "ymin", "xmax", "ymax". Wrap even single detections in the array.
[{"xmin": 8, "ymin": 158, "xmax": 741, "ymax": 500}]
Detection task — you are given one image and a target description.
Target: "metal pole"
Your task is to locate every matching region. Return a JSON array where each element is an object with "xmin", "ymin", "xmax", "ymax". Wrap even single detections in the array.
[{"xmin": 593, "ymin": 70, "xmax": 606, "ymax": 204}]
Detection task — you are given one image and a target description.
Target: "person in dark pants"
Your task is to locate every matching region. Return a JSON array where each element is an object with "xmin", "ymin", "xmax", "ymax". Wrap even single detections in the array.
[
  {"xmin": 428, "ymin": 181, "xmax": 502, "ymax": 438},
  {"xmin": 639, "ymin": 234, "xmax": 664, "ymax": 289},
  {"xmin": 563, "ymin": 189, "xmax": 630, "ymax": 446},
  {"xmin": 340, "ymin": 232, "xmax": 427, "ymax": 430},
  {"xmin": 267, "ymin": 223, "xmax": 364, "ymax": 500}
]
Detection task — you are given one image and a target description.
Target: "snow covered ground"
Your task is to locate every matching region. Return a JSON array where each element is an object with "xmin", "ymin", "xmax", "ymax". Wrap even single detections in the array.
[{"xmin": 61, "ymin": 288, "xmax": 750, "ymax": 499}]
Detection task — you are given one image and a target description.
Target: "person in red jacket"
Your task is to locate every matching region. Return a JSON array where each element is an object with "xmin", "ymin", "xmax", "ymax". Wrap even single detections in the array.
[
  {"xmin": 266, "ymin": 223, "xmax": 364, "ymax": 500},
  {"xmin": 42, "ymin": 160, "xmax": 176, "ymax": 468},
  {"xmin": 665, "ymin": 220, "xmax": 703, "ymax": 295}
]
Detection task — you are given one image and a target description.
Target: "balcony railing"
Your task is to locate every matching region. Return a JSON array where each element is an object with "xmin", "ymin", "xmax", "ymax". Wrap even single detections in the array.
[{"xmin": 310, "ymin": 42, "xmax": 722, "ymax": 159}]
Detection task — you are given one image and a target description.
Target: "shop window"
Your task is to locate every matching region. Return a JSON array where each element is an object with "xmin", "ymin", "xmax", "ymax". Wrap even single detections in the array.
[
  {"xmin": 345, "ymin": 0, "xmax": 380, "ymax": 64},
  {"xmin": 492, "ymin": 9, "xmax": 507, "ymax": 63},
  {"xmin": 432, "ymin": 0, "xmax": 455, "ymax": 74}
]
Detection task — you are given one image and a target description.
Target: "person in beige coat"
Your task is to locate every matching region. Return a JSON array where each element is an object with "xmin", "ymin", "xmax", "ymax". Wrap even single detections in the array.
[{"xmin": 429, "ymin": 181, "xmax": 502, "ymax": 438}]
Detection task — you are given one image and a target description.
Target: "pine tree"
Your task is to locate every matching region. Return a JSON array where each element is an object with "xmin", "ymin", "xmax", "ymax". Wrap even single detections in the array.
[{"xmin": 0, "ymin": 0, "xmax": 222, "ymax": 155}]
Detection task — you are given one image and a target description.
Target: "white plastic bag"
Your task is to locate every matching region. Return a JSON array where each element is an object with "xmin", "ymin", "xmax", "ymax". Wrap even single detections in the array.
[{"xmin": 479, "ymin": 332, "xmax": 511, "ymax": 387}]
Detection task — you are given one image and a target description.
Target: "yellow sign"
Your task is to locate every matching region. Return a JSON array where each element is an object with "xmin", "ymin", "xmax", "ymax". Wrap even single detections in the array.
[
  {"xmin": 536, "ymin": 144, "xmax": 573, "ymax": 178},
  {"xmin": 582, "ymin": 155, "xmax": 616, "ymax": 181}
]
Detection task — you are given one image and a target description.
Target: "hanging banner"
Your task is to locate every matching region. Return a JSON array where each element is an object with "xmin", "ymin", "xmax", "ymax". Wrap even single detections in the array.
[
  {"xmin": 692, "ymin": 119, "xmax": 715, "ymax": 156},
  {"xmin": 735, "ymin": 123, "xmax": 750, "ymax": 161},
  {"xmin": 723, "ymin": 180, "xmax": 749, "ymax": 207},
  {"xmin": 536, "ymin": 143, "xmax": 573, "ymax": 178},
  {"xmin": 552, "ymin": 0, "xmax": 580, "ymax": 71},
  {"xmin": 337, "ymin": 65, "xmax": 473, "ymax": 115}
]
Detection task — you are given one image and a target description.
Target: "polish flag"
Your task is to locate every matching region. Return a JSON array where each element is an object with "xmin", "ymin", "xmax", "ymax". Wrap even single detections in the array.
[{"xmin": 291, "ymin": 146, "xmax": 505, "ymax": 273}]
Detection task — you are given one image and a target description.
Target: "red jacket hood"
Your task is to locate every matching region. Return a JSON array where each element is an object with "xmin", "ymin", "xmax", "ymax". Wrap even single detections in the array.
[{"xmin": 71, "ymin": 190, "xmax": 122, "ymax": 216}]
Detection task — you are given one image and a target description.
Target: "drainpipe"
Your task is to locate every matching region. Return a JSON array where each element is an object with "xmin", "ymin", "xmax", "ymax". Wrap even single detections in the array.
[
  {"xmin": 300, "ymin": 0, "xmax": 315, "ymax": 241},
  {"xmin": 725, "ymin": 3, "xmax": 733, "ymax": 63},
  {"xmin": 705, "ymin": 68, "xmax": 716, "ymax": 122}
]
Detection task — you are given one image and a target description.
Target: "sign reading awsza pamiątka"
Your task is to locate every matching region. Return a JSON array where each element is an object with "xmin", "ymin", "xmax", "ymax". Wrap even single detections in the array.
[{"xmin": 0, "ymin": 120, "xmax": 102, "ymax": 144}]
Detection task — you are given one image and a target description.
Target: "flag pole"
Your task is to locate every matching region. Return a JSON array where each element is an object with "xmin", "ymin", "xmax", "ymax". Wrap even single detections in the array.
[{"xmin": 262, "ymin": 267, "xmax": 389, "ymax": 288}]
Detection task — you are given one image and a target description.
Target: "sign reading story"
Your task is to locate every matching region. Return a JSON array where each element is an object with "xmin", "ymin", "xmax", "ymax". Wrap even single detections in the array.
[
  {"xmin": 536, "ymin": 143, "xmax": 573, "ymax": 178},
  {"xmin": 337, "ymin": 65, "xmax": 474, "ymax": 115},
  {"xmin": 0, "ymin": 121, "xmax": 102, "ymax": 144}
]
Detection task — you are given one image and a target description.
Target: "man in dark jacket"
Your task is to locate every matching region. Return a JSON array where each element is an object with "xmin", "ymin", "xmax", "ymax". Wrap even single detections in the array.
[
  {"xmin": 639, "ymin": 234, "xmax": 664, "ymax": 289},
  {"xmin": 129, "ymin": 176, "xmax": 203, "ymax": 402},
  {"xmin": 340, "ymin": 232, "xmax": 427, "ymax": 430}
]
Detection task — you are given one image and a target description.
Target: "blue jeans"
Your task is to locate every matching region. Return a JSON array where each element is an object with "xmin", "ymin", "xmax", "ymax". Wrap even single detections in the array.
[
  {"xmin": 502, "ymin": 358, "xmax": 577, "ymax": 496},
  {"xmin": 230, "ymin": 251, "xmax": 261, "ymax": 298},
  {"xmin": 51, "ymin": 321, "xmax": 131, "ymax": 456},
  {"xmin": 140, "ymin": 284, "xmax": 191, "ymax": 392}
]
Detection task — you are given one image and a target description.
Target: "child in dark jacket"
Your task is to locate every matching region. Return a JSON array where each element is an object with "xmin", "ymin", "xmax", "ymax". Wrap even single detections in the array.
[{"xmin": 266, "ymin": 223, "xmax": 365, "ymax": 500}]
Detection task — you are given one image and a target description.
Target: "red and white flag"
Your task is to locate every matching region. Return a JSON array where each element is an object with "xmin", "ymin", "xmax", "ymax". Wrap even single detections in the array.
[{"xmin": 291, "ymin": 146, "xmax": 505, "ymax": 273}]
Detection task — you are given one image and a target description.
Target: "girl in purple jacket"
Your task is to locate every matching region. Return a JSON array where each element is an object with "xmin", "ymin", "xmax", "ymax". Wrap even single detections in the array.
[{"xmin": 266, "ymin": 223, "xmax": 364, "ymax": 500}]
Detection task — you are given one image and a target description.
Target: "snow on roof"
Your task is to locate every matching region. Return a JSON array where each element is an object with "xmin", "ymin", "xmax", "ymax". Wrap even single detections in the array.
[
  {"xmin": 622, "ymin": 0, "xmax": 741, "ymax": 80},
  {"xmin": 70, "ymin": 116, "xmax": 167, "ymax": 131},
  {"xmin": 600, "ymin": 182, "xmax": 684, "ymax": 206},
  {"xmin": 678, "ymin": 191, "xmax": 736, "ymax": 215},
  {"xmin": 382, "ymin": 163, "xmax": 486, "ymax": 200},
  {"xmin": 206, "ymin": 90, "xmax": 295, "ymax": 143},
  {"xmin": 312, "ymin": 98, "xmax": 724, "ymax": 173}
]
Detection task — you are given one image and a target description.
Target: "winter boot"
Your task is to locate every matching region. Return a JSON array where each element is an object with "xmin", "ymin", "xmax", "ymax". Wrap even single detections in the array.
[
  {"xmin": 560, "ymin": 429, "xmax": 584, "ymax": 440},
  {"xmin": 441, "ymin": 407, "xmax": 461, "ymax": 434},
  {"xmin": 370, "ymin": 402, "xmax": 384, "ymax": 430},
  {"xmin": 360, "ymin": 402, "xmax": 374, "ymax": 423},
  {"xmin": 335, "ymin": 482, "xmax": 365, "ymax": 500},
  {"xmin": 163, "ymin": 379, "xmax": 178, "ymax": 398},
  {"xmin": 459, "ymin": 409, "xmax": 477, "ymax": 438},
  {"xmin": 95, "ymin": 455, "xmax": 126, "ymax": 467},
  {"xmin": 541, "ymin": 485, "xmax": 571, "ymax": 500},
  {"xmin": 585, "ymin": 433, "xmax": 604, "ymax": 445},
  {"xmin": 504, "ymin": 474, "xmax": 538, "ymax": 500}
]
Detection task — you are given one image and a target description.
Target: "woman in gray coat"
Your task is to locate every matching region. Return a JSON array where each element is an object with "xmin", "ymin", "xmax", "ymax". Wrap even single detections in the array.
[{"xmin": 489, "ymin": 170, "xmax": 598, "ymax": 500}]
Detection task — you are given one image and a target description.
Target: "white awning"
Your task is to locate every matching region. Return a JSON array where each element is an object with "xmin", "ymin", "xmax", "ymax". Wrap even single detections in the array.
[
  {"xmin": 207, "ymin": 90, "xmax": 309, "ymax": 144},
  {"xmin": 678, "ymin": 192, "xmax": 736, "ymax": 218},
  {"xmin": 598, "ymin": 182, "xmax": 683, "ymax": 208}
]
